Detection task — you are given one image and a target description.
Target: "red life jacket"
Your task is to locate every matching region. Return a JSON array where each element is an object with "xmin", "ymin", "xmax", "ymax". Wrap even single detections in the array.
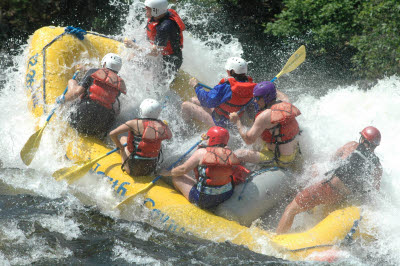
[
  {"xmin": 214, "ymin": 77, "xmax": 256, "ymax": 119},
  {"xmin": 146, "ymin": 9, "xmax": 185, "ymax": 56},
  {"xmin": 194, "ymin": 147, "xmax": 241, "ymax": 186},
  {"xmin": 127, "ymin": 119, "xmax": 172, "ymax": 158},
  {"xmin": 256, "ymin": 102, "xmax": 301, "ymax": 144},
  {"xmin": 87, "ymin": 69, "xmax": 126, "ymax": 110}
]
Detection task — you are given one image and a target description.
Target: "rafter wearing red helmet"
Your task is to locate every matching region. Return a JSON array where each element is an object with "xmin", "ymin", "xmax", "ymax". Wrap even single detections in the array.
[
  {"xmin": 276, "ymin": 126, "xmax": 383, "ymax": 234},
  {"xmin": 160, "ymin": 126, "xmax": 250, "ymax": 209}
]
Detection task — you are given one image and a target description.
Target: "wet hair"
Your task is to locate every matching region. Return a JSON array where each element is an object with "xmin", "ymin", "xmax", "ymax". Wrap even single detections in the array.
[{"xmin": 230, "ymin": 72, "xmax": 248, "ymax": 82}]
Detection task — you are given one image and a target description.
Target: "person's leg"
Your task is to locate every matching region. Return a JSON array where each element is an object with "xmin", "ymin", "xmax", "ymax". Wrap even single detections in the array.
[
  {"xmin": 181, "ymin": 101, "xmax": 215, "ymax": 128},
  {"xmin": 120, "ymin": 136, "xmax": 131, "ymax": 174},
  {"xmin": 172, "ymin": 174, "xmax": 197, "ymax": 200}
]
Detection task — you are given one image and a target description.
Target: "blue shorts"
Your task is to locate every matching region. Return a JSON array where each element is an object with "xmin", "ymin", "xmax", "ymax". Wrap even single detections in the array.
[
  {"xmin": 211, "ymin": 111, "xmax": 234, "ymax": 129},
  {"xmin": 189, "ymin": 185, "xmax": 233, "ymax": 209}
]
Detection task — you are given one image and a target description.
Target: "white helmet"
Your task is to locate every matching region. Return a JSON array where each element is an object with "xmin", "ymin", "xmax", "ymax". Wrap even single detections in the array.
[
  {"xmin": 101, "ymin": 53, "xmax": 122, "ymax": 72},
  {"xmin": 145, "ymin": 0, "xmax": 168, "ymax": 17},
  {"xmin": 140, "ymin": 98, "xmax": 162, "ymax": 119},
  {"xmin": 225, "ymin": 57, "xmax": 248, "ymax": 74}
]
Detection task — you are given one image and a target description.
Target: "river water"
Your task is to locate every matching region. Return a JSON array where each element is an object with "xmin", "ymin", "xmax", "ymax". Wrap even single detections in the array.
[{"xmin": 0, "ymin": 1, "xmax": 399, "ymax": 265}]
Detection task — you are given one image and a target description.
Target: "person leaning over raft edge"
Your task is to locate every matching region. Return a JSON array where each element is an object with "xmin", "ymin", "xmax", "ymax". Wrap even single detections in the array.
[
  {"xmin": 124, "ymin": 0, "xmax": 185, "ymax": 78},
  {"xmin": 56, "ymin": 53, "xmax": 126, "ymax": 138},
  {"xmin": 181, "ymin": 57, "xmax": 257, "ymax": 129},
  {"xmin": 229, "ymin": 81, "xmax": 303, "ymax": 173},
  {"xmin": 276, "ymin": 126, "xmax": 383, "ymax": 234},
  {"xmin": 109, "ymin": 98, "xmax": 172, "ymax": 176},
  {"xmin": 160, "ymin": 126, "xmax": 250, "ymax": 209}
]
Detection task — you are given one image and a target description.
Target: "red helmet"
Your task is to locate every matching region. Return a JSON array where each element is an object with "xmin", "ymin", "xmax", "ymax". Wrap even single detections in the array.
[
  {"xmin": 360, "ymin": 126, "xmax": 381, "ymax": 146},
  {"xmin": 207, "ymin": 126, "xmax": 229, "ymax": 146}
]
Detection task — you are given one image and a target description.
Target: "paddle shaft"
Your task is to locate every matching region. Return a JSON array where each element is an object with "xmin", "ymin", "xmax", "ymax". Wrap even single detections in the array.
[
  {"xmin": 151, "ymin": 139, "xmax": 203, "ymax": 184},
  {"xmin": 54, "ymin": 143, "xmax": 128, "ymax": 182},
  {"xmin": 91, "ymin": 143, "xmax": 128, "ymax": 164},
  {"xmin": 20, "ymin": 70, "xmax": 80, "ymax": 166}
]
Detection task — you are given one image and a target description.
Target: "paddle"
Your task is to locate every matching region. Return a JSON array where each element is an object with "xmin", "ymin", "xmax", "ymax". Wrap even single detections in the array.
[
  {"xmin": 271, "ymin": 45, "xmax": 306, "ymax": 82},
  {"xmin": 20, "ymin": 71, "xmax": 80, "ymax": 166},
  {"xmin": 115, "ymin": 138, "xmax": 204, "ymax": 209},
  {"xmin": 52, "ymin": 143, "xmax": 128, "ymax": 184}
]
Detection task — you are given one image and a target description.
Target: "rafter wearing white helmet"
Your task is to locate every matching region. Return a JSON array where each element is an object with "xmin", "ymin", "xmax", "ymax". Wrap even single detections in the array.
[
  {"xmin": 225, "ymin": 57, "xmax": 248, "ymax": 75},
  {"xmin": 101, "ymin": 53, "xmax": 122, "ymax": 73},
  {"xmin": 140, "ymin": 98, "xmax": 162, "ymax": 119},
  {"xmin": 145, "ymin": 0, "xmax": 168, "ymax": 17}
]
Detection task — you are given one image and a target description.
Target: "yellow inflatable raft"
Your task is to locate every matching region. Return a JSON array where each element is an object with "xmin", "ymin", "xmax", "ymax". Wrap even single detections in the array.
[{"xmin": 24, "ymin": 26, "xmax": 367, "ymax": 261}]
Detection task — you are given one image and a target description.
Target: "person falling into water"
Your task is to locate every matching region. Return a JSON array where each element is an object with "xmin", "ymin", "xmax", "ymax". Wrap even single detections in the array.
[
  {"xmin": 124, "ymin": 0, "xmax": 185, "ymax": 79},
  {"xmin": 181, "ymin": 57, "xmax": 257, "ymax": 129},
  {"xmin": 276, "ymin": 126, "xmax": 383, "ymax": 234},
  {"xmin": 56, "ymin": 53, "xmax": 126, "ymax": 138},
  {"xmin": 109, "ymin": 98, "xmax": 172, "ymax": 176},
  {"xmin": 229, "ymin": 81, "xmax": 303, "ymax": 172}
]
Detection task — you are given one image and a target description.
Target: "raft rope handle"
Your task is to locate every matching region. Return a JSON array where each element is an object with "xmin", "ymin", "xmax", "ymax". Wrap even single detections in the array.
[
  {"xmin": 237, "ymin": 166, "xmax": 279, "ymax": 201},
  {"xmin": 33, "ymin": 26, "xmax": 120, "ymax": 112},
  {"xmin": 343, "ymin": 217, "xmax": 362, "ymax": 244},
  {"xmin": 64, "ymin": 26, "xmax": 87, "ymax": 40}
]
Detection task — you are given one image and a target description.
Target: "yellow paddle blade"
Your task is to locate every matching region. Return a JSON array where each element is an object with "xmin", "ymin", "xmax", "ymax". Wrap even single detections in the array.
[
  {"xmin": 53, "ymin": 152, "xmax": 110, "ymax": 183},
  {"xmin": 276, "ymin": 45, "xmax": 306, "ymax": 79},
  {"xmin": 53, "ymin": 159, "xmax": 97, "ymax": 184},
  {"xmin": 115, "ymin": 182, "xmax": 154, "ymax": 209},
  {"xmin": 20, "ymin": 123, "xmax": 48, "ymax": 166}
]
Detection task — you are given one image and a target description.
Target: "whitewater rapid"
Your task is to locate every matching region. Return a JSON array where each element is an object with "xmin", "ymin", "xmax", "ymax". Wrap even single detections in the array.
[{"xmin": 0, "ymin": 0, "xmax": 399, "ymax": 264}]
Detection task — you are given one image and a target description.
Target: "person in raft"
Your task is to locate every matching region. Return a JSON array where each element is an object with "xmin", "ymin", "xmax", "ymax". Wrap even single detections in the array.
[
  {"xmin": 276, "ymin": 126, "xmax": 383, "ymax": 234},
  {"xmin": 56, "ymin": 53, "xmax": 126, "ymax": 138},
  {"xmin": 160, "ymin": 126, "xmax": 250, "ymax": 209},
  {"xmin": 181, "ymin": 57, "xmax": 257, "ymax": 129},
  {"xmin": 109, "ymin": 98, "xmax": 172, "ymax": 176},
  {"xmin": 229, "ymin": 81, "xmax": 302, "ymax": 171},
  {"xmin": 124, "ymin": 0, "xmax": 185, "ymax": 76}
]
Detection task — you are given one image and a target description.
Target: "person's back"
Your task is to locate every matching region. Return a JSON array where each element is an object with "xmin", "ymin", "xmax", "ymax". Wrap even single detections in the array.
[
  {"xmin": 59, "ymin": 53, "xmax": 125, "ymax": 138},
  {"xmin": 333, "ymin": 140, "xmax": 382, "ymax": 203},
  {"xmin": 127, "ymin": 118, "xmax": 172, "ymax": 159},
  {"xmin": 110, "ymin": 98, "xmax": 172, "ymax": 176}
]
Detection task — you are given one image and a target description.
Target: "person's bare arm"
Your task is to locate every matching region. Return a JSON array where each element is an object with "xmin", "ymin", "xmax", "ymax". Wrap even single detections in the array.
[
  {"xmin": 148, "ymin": 44, "xmax": 164, "ymax": 57},
  {"xmin": 109, "ymin": 123, "xmax": 132, "ymax": 149},
  {"xmin": 331, "ymin": 141, "xmax": 358, "ymax": 161},
  {"xmin": 64, "ymin": 79, "xmax": 86, "ymax": 101},
  {"xmin": 276, "ymin": 89, "xmax": 290, "ymax": 103},
  {"xmin": 230, "ymin": 111, "xmax": 270, "ymax": 145}
]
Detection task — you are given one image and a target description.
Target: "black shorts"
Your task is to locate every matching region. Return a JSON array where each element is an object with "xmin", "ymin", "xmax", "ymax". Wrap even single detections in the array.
[
  {"xmin": 126, "ymin": 155, "xmax": 158, "ymax": 176},
  {"xmin": 68, "ymin": 99, "xmax": 115, "ymax": 137}
]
